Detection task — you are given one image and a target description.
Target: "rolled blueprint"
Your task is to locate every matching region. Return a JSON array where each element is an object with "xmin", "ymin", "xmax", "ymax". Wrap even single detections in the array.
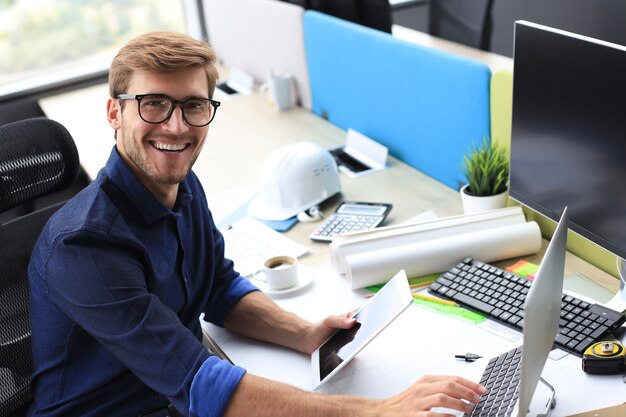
[
  {"xmin": 331, "ymin": 206, "xmax": 528, "ymax": 275},
  {"xmin": 346, "ymin": 221, "xmax": 542, "ymax": 289}
]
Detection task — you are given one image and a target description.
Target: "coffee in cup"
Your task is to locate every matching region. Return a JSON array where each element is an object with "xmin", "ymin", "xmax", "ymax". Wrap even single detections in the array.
[{"xmin": 253, "ymin": 255, "xmax": 298, "ymax": 290}]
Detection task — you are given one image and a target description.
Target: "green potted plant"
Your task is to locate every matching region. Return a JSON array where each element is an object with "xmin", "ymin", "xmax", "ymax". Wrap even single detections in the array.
[{"xmin": 460, "ymin": 139, "xmax": 510, "ymax": 214}]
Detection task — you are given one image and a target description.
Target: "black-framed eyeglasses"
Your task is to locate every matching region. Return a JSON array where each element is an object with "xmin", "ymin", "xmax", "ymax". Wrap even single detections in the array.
[{"xmin": 117, "ymin": 94, "xmax": 221, "ymax": 127}]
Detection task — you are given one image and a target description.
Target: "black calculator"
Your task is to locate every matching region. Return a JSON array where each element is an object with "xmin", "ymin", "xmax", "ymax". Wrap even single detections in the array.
[{"xmin": 309, "ymin": 201, "xmax": 392, "ymax": 242}]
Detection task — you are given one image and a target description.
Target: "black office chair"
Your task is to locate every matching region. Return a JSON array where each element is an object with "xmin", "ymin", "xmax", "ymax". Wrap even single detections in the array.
[
  {"xmin": 428, "ymin": 0, "xmax": 495, "ymax": 51},
  {"xmin": 0, "ymin": 118, "xmax": 80, "ymax": 417}
]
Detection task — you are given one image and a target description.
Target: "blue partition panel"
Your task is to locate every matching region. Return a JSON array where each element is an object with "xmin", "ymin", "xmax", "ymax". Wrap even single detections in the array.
[{"xmin": 303, "ymin": 11, "xmax": 491, "ymax": 189}]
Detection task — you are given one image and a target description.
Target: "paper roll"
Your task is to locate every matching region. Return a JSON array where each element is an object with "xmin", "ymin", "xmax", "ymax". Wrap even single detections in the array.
[
  {"xmin": 346, "ymin": 221, "xmax": 542, "ymax": 289},
  {"xmin": 331, "ymin": 206, "xmax": 528, "ymax": 275}
]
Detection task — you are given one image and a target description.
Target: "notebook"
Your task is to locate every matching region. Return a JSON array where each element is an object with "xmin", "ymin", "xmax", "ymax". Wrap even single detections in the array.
[{"xmin": 468, "ymin": 207, "xmax": 569, "ymax": 417}]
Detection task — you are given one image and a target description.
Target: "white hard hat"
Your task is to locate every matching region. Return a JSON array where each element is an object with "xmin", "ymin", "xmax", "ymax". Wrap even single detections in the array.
[{"xmin": 247, "ymin": 141, "xmax": 341, "ymax": 221}]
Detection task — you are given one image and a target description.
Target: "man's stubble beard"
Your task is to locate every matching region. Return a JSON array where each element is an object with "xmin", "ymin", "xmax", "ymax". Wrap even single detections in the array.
[{"xmin": 119, "ymin": 122, "xmax": 204, "ymax": 186}]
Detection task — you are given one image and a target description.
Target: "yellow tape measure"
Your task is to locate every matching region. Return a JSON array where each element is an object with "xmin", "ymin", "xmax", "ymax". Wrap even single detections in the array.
[{"xmin": 582, "ymin": 341, "xmax": 626, "ymax": 375}]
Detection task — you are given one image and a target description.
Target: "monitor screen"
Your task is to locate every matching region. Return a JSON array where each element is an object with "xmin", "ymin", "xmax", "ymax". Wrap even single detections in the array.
[
  {"xmin": 280, "ymin": 0, "xmax": 391, "ymax": 33},
  {"xmin": 510, "ymin": 21, "xmax": 626, "ymax": 261}
]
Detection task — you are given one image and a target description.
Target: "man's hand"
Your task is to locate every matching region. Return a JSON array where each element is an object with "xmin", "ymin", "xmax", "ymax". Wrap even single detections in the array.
[
  {"xmin": 378, "ymin": 375, "xmax": 487, "ymax": 416},
  {"xmin": 301, "ymin": 312, "xmax": 356, "ymax": 354},
  {"xmin": 224, "ymin": 291, "xmax": 358, "ymax": 354}
]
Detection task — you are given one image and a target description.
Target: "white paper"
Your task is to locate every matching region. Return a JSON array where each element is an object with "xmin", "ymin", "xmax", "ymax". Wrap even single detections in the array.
[
  {"xmin": 206, "ymin": 184, "xmax": 258, "ymax": 228},
  {"xmin": 331, "ymin": 206, "xmax": 528, "ymax": 276},
  {"xmin": 222, "ymin": 217, "xmax": 309, "ymax": 277},
  {"xmin": 346, "ymin": 221, "xmax": 542, "ymax": 289}
]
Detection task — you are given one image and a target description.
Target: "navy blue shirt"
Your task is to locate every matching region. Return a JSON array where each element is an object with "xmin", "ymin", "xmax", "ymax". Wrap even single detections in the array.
[{"xmin": 28, "ymin": 147, "xmax": 258, "ymax": 417}]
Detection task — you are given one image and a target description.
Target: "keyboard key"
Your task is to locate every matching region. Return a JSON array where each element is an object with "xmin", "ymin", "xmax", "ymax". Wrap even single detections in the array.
[
  {"xmin": 454, "ymin": 293, "xmax": 495, "ymax": 315},
  {"xmin": 574, "ymin": 337, "xmax": 596, "ymax": 353}
]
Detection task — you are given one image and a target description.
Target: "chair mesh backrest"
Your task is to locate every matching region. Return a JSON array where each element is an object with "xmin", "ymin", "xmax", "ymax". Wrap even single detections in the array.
[
  {"xmin": 0, "ymin": 117, "xmax": 80, "ymax": 212},
  {"xmin": 0, "ymin": 118, "xmax": 79, "ymax": 417},
  {"xmin": 0, "ymin": 204, "xmax": 63, "ymax": 416}
]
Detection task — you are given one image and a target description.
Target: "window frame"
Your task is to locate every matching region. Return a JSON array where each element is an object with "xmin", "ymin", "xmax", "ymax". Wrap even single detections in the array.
[{"xmin": 0, "ymin": 0, "xmax": 206, "ymax": 103}]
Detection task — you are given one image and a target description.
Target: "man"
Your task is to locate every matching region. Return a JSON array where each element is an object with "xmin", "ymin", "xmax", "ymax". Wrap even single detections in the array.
[{"xmin": 28, "ymin": 32, "xmax": 485, "ymax": 417}]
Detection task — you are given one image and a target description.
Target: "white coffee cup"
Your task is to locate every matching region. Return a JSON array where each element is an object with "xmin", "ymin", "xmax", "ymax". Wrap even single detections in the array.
[
  {"xmin": 253, "ymin": 255, "xmax": 298, "ymax": 290},
  {"xmin": 262, "ymin": 72, "xmax": 295, "ymax": 111}
]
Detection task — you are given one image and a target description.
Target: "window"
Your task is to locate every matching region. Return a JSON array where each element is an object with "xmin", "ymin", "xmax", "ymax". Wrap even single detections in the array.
[{"xmin": 0, "ymin": 0, "xmax": 201, "ymax": 97}]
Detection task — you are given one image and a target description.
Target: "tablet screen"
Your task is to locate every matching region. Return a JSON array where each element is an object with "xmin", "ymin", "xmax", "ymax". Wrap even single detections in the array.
[{"xmin": 311, "ymin": 270, "xmax": 412, "ymax": 390}]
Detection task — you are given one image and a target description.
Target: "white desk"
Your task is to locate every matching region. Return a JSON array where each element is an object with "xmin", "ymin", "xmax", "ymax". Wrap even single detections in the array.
[{"xmin": 204, "ymin": 259, "xmax": 625, "ymax": 416}]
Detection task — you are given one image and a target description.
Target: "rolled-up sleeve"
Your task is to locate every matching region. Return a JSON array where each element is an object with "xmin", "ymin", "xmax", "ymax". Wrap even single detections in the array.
[
  {"xmin": 203, "ymin": 274, "xmax": 259, "ymax": 327},
  {"xmin": 199, "ymin": 210, "xmax": 259, "ymax": 327},
  {"xmin": 189, "ymin": 357, "xmax": 246, "ymax": 417}
]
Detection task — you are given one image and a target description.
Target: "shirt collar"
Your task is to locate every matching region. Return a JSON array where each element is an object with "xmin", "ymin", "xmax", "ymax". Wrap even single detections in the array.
[{"xmin": 104, "ymin": 146, "xmax": 194, "ymax": 223}]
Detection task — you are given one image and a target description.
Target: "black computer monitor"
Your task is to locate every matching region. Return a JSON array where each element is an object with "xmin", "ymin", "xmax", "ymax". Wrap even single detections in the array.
[
  {"xmin": 280, "ymin": 0, "xmax": 392, "ymax": 33},
  {"xmin": 509, "ymin": 21, "xmax": 626, "ymax": 263}
]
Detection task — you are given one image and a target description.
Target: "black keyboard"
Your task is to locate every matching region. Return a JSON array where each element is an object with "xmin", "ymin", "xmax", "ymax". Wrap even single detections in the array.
[
  {"xmin": 429, "ymin": 258, "xmax": 626, "ymax": 356},
  {"xmin": 465, "ymin": 346, "xmax": 523, "ymax": 417}
]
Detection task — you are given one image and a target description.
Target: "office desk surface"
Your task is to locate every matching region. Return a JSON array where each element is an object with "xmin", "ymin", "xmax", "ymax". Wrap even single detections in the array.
[{"xmin": 204, "ymin": 259, "xmax": 625, "ymax": 416}]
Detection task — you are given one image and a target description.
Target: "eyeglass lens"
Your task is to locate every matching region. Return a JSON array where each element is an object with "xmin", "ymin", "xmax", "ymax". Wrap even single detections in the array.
[{"xmin": 139, "ymin": 95, "xmax": 215, "ymax": 126}]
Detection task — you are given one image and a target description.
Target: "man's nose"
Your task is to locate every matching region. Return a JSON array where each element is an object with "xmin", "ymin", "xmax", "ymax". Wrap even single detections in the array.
[{"xmin": 162, "ymin": 105, "xmax": 189, "ymax": 133}]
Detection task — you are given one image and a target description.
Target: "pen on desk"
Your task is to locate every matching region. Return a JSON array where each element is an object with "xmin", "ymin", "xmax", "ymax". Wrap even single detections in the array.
[
  {"xmin": 455, "ymin": 353, "xmax": 482, "ymax": 362},
  {"xmin": 409, "ymin": 281, "xmax": 433, "ymax": 290},
  {"xmin": 411, "ymin": 293, "xmax": 459, "ymax": 307}
]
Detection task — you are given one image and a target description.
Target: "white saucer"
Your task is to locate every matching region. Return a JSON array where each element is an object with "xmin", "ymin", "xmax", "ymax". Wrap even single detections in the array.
[{"xmin": 251, "ymin": 267, "xmax": 315, "ymax": 296}]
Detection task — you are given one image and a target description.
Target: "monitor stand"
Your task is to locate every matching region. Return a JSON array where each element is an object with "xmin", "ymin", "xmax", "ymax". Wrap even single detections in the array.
[{"xmin": 513, "ymin": 377, "xmax": 556, "ymax": 417}]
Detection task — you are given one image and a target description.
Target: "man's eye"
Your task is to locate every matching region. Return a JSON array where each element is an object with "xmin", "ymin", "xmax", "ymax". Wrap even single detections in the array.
[
  {"xmin": 144, "ymin": 99, "xmax": 168, "ymax": 108},
  {"xmin": 185, "ymin": 100, "xmax": 207, "ymax": 110}
]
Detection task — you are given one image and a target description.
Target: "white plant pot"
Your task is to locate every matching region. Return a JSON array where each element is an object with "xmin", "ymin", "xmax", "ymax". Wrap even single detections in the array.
[{"xmin": 460, "ymin": 184, "xmax": 509, "ymax": 214}]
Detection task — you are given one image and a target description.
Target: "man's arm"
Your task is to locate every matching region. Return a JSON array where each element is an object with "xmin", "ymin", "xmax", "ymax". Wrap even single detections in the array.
[
  {"xmin": 222, "ymin": 373, "xmax": 485, "ymax": 417},
  {"xmin": 225, "ymin": 374, "xmax": 377, "ymax": 417},
  {"xmin": 223, "ymin": 290, "xmax": 352, "ymax": 354},
  {"xmin": 219, "ymin": 291, "xmax": 486, "ymax": 417}
]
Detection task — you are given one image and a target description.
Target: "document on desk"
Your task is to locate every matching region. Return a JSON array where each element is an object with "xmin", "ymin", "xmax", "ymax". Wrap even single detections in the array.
[
  {"xmin": 221, "ymin": 217, "xmax": 309, "ymax": 277},
  {"xmin": 206, "ymin": 184, "xmax": 258, "ymax": 229}
]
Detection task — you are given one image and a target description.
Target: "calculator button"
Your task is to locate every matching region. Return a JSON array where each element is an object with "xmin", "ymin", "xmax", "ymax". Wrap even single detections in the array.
[{"xmin": 309, "ymin": 214, "xmax": 385, "ymax": 241}]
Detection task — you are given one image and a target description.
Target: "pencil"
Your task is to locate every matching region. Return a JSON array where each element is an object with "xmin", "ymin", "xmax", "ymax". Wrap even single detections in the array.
[
  {"xmin": 409, "ymin": 281, "xmax": 434, "ymax": 290},
  {"xmin": 411, "ymin": 293, "xmax": 459, "ymax": 307}
]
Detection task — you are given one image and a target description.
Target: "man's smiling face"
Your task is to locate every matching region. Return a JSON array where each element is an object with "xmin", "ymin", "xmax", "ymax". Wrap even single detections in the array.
[{"xmin": 108, "ymin": 67, "xmax": 210, "ymax": 193}]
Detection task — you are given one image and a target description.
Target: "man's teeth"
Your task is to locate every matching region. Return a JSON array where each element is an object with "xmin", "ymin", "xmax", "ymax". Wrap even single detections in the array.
[{"xmin": 153, "ymin": 142, "xmax": 186, "ymax": 151}]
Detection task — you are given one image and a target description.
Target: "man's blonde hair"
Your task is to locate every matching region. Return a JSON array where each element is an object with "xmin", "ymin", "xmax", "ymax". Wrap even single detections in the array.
[{"xmin": 109, "ymin": 32, "xmax": 218, "ymax": 99}]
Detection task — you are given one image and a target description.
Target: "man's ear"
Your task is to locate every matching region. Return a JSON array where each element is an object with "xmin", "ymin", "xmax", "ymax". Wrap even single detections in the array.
[{"xmin": 107, "ymin": 97, "xmax": 122, "ymax": 131}]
